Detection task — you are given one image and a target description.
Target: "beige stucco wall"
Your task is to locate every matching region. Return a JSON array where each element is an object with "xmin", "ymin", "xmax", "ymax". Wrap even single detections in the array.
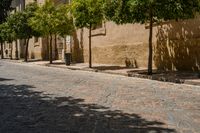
[
  {"xmin": 74, "ymin": 18, "xmax": 200, "ymax": 71},
  {"xmin": 155, "ymin": 18, "xmax": 200, "ymax": 71},
  {"xmin": 74, "ymin": 22, "xmax": 157, "ymax": 68},
  {"xmin": 28, "ymin": 38, "xmax": 43, "ymax": 59}
]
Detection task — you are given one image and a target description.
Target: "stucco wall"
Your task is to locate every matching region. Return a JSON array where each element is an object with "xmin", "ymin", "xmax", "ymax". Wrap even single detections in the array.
[
  {"xmin": 28, "ymin": 38, "xmax": 43, "ymax": 59},
  {"xmin": 75, "ymin": 19, "xmax": 200, "ymax": 71},
  {"xmin": 155, "ymin": 18, "xmax": 200, "ymax": 71},
  {"xmin": 74, "ymin": 22, "xmax": 157, "ymax": 68}
]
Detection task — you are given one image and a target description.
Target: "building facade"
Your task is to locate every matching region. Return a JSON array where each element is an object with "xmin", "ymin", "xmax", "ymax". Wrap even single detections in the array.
[
  {"xmin": 7, "ymin": 0, "xmax": 68, "ymax": 60},
  {"xmin": 7, "ymin": 0, "xmax": 200, "ymax": 71}
]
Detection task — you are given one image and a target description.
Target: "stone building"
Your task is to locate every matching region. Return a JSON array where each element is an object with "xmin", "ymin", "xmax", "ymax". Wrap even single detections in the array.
[
  {"xmin": 6, "ymin": 0, "xmax": 69, "ymax": 61},
  {"xmin": 7, "ymin": 0, "xmax": 200, "ymax": 71}
]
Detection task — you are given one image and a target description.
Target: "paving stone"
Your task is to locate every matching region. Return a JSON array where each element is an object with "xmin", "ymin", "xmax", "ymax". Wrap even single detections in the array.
[{"xmin": 0, "ymin": 61, "xmax": 200, "ymax": 133}]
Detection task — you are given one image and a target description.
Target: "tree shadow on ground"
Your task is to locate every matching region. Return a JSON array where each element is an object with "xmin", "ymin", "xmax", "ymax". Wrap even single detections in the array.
[
  {"xmin": 0, "ymin": 78, "xmax": 13, "ymax": 82},
  {"xmin": 127, "ymin": 69, "xmax": 200, "ymax": 80},
  {"xmin": 0, "ymin": 84, "xmax": 176, "ymax": 133},
  {"xmin": 26, "ymin": 59, "xmax": 43, "ymax": 63},
  {"xmin": 49, "ymin": 62, "xmax": 65, "ymax": 65},
  {"xmin": 92, "ymin": 66, "xmax": 133, "ymax": 71}
]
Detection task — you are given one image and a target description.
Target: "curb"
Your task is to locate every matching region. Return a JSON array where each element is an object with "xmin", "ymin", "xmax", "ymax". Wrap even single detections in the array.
[
  {"xmin": 44, "ymin": 63, "xmax": 128, "ymax": 77},
  {"xmin": 2, "ymin": 59, "xmax": 200, "ymax": 86}
]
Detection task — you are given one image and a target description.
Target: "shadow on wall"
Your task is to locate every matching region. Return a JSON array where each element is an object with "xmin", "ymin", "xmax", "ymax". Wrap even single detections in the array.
[
  {"xmin": 20, "ymin": 39, "xmax": 25, "ymax": 58},
  {"xmin": 31, "ymin": 52, "xmax": 35, "ymax": 59},
  {"xmin": 0, "ymin": 83, "xmax": 176, "ymax": 133},
  {"xmin": 155, "ymin": 19, "xmax": 200, "ymax": 71},
  {"xmin": 72, "ymin": 29, "xmax": 84, "ymax": 63}
]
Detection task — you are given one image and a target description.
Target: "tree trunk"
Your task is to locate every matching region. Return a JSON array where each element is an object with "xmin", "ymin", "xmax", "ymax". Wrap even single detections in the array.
[
  {"xmin": 148, "ymin": 8, "xmax": 153, "ymax": 75},
  {"xmin": 1, "ymin": 42, "xmax": 4, "ymax": 59},
  {"xmin": 54, "ymin": 34, "xmax": 58, "ymax": 60},
  {"xmin": 10, "ymin": 43, "xmax": 13, "ymax": 60},
  {"xmin": 49, "ymin": 35, "xmax": 53, "ymax": 64},
  {"xmin": 24, "ymin": 38, "xmax": 30, "ymax": 62},
  {"xmin": 89, "ymin": 24, "xmax": 92, "ymax": 68},
  {"xmin": 15, "ymin": 40, "xmax": 19, "ymax": 60}
]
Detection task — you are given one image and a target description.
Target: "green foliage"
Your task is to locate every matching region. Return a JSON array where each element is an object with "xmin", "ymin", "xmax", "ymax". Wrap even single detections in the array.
[
  {"xmin": 0, "ymin": 0, "xmax": 13, "ymax": 24},
  {"xmin": 7, "ymin": 2, "xmax": 40, "ymax": 40},
  {"xmin": 104, "ymin": 0, "xmax": 200, "ymax": 24},
  {"xmin": 71, "ymin": 0, "xmax": 104, "ymax": 29},
  {"xmin": 0, "ymin": 23, "xmax": 7, "ymax": 42},
  {"xmin": 55, "ymin": 4, "xmax": 74, "ymax": 37},
  {"xmin": 29, "ymin": 0, "xmax": 57, "ymax": 36},
  {"xmin": 0, "ymin": 22, "xmax": 15, "ymax": 43},
  {"xmin": 103, "ymin": 0, "xmax": 134, "ymax": 24},
  {"xmin": 30, "ymin": 0, "xmax": 74, "ymax": 36}
]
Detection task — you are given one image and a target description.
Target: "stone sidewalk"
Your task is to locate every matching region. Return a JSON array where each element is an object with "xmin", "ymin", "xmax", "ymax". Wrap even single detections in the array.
[
  {"xmin": 2, "ymin": 59, "xmax": 200, "ymax": 86},
  {"xmin": 3, "ymin": 59, "xmax": 144, "ymax": 76}
]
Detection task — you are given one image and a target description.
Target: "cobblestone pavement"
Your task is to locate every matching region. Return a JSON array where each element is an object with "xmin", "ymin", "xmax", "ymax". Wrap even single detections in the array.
[{"xmin": 0, "ymin": 61, "xmax": 200, "ymax": 133}]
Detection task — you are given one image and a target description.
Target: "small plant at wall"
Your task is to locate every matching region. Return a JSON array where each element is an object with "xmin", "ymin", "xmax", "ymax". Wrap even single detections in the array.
[
  {"xmin": 104, "ymin": 0, "xmax": 200, "ymax": 75},
  {"xmin": 71, "ymin": 0, "xmax": 104, "ymax": 68}
]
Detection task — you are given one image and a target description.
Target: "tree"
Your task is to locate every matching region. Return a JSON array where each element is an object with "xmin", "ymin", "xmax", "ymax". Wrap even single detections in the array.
[
  {"xmin": 30, "ymin": 0, "xmax": 58, "ymax": 64},
  {"xmin": 7, "ymin": 2, "xmax": 40, "ymax": 62},
  {"xmin": 71, "ymin": 0, "xmax": 104, "ymax": 68},
  {"xmin": 0, "ymin": 0, "xmax": 13, "ymax": 24},
  {"xmin": 56, "ymin": 4, "xmax": 74, "ymax": 59},
  {"xmin": 30, "ymin": 0, "xmax": 74, "ymax": 64},
  {"xmin": 6, "ymin": 13, "xmax": 21, "ymax": 60},
  {"xmin": 104, "ymin": 0, "xmax": 200, "ymax": 75},
  {"xmin": 0, "ymin": 0, "xmax": 13, "ymax": 58},
  {"xmin": 55, "ymin": 4, "xmax": 74, "ymax": 60},
  {"xmin": 0, "ymin": 23, "xmax": 7, "ymax": 59},
  {"xmin": 0, "ymin": 22, "xmax": 16, "ymax": 59}
]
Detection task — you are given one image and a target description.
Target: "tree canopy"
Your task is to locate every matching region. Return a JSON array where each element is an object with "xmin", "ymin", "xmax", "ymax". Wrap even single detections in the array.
[
  {"xmin": 0, "ymin": 22, "xmax": 15, "ymax": 43},
  {"xmin": 104, "ymin": 0, "xmax": 200, "ymax": 24},
  {"xmin": 29, "ymin": 0, "xmax": 57, "ymax": 37},
  {"xmin": 0, "ymin": 23, "xmax": 7, "ymax": 43},
  {"xmin": 55, "ymin": 4, "xmax": 74, "ymax": 37},
  {"xmin": 71, "ymin": 0, "xmax": 104, "ymax": 28},
  {"xmin": 7, "ymin": 2, "xmax": 40, "ymax": 40}
]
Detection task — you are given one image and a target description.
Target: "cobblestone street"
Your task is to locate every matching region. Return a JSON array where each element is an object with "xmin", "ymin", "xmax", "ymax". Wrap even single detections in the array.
[{"xmin": 0, "ymin": 61, "xmax": 200, "ymax": 133}]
